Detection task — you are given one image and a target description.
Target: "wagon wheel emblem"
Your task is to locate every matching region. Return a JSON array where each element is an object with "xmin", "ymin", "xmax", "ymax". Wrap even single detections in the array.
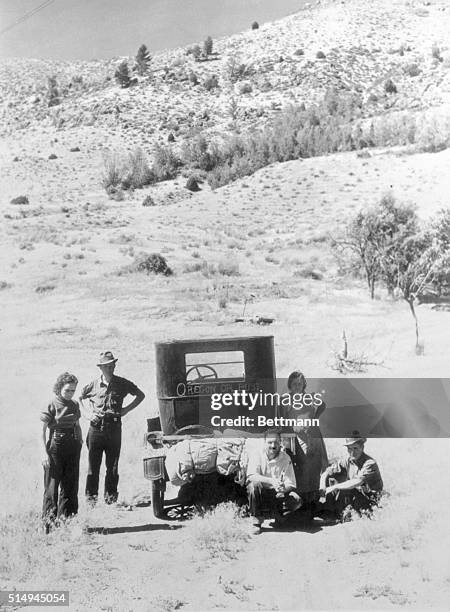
[{"xmin": 186, "ymin": 365, "xmax": 219, "ymax": 383}]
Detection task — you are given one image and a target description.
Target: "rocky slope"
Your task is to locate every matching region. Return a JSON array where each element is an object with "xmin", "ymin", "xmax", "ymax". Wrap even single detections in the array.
[{"xmin": 1, "ymin": 0, "xmax": 450, "ymax": 150}]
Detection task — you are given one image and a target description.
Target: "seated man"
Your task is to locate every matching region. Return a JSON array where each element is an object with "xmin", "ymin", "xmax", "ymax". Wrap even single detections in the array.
[
  {"xmin": 318, "ymin": 431, "xmax": 383, "ymax": 521},
  {"xmin": 246, "ymin": 430, "xmax": 302, "ymax": 533}
]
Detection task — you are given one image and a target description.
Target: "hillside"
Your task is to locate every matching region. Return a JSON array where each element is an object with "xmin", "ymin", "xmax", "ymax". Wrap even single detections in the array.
[{"xmin": 2, "ymin": 0, "xmax": 450, "ymax": 142}]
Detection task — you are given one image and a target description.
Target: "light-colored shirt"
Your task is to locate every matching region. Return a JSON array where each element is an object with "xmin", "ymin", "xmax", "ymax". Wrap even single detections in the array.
[{"xmin": 246, "ymin": 448, "xmax": 296, "ymax": 490}]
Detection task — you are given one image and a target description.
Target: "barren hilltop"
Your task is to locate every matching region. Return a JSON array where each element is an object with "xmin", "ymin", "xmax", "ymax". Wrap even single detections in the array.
[{"xmin": 1, "ymin": 2, "xmax": 450, "ymax": 609}]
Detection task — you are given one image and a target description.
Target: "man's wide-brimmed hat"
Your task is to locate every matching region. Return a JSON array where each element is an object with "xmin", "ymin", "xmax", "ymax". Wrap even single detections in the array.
[
  {"xmin": 343, "ymin": 431, "xmax": 367, "ymax": 446},
  {"xmin": 96, "ymin": 351, "xmax": 118, "ymax": 366}
]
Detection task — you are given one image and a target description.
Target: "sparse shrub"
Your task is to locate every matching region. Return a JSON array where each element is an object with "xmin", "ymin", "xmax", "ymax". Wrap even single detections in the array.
[
  {"xmin": 108, "ymin": 187, "xmax": 125, "ymax": 201},
  {"xmin": 152, "ymin": 144, "xmax": 180, "ymax": 180},
  {"xmin": 238, "ymin": 81, "xmax": 252, "ymax": 95},
  {"xmin": 294, "ymin": 265, "xmax": 323, "ymax": 280},
  {"xmin": 218, "ymin": 261, "xmax": 240, "ymax": 276},
  {"xmin": 224, "ymin": 56, "xmax": 252, "ymax": 83},
  {"xmin": 35, "ymin": 283, "xmax": 56, "ymax": 294},
  {"xmin": 0, "ymin": 281, "xmax": 12, "ymax": 290},
  {"xmin": 228, "ymin": 97, "xmax": 239, "ymax": 121},
  {"xmin": 189, "ymin": 71, "xmax": 199, "ymax": 85},
  {"xmin": 132, "ymin": 252, "xmax": 172, "ymax": 275},
  {"xmin": 204, "ymin": 74, "xmax": 219, "ymax": 91},
  {"xmin": 47, "ymin": 76, "xmax": 60, "ymax": 107},
  {"xmin": 384, "ymin": 78, "xmax": 397, "ymax": 94},
  {"xmin": 181, "ymin": 134, "xmax": 221, "ymax": 171},
  {"xmin": 186, "ymin": 176, "xmax": 201, "ymax": 192},
  {"xmin": 167, "ymin": 132, "xmax": 175, "ymax": 142},
  {"xmin": 135, "ymin": 44, "xmax": 151, "ymax": 75},
  {"xmin": 404, "ymin": 63, "xmax": 420, "ymax": 77},
  {"xmin": 142, "ymin": 195, "xmax": 156, "ymax": 206},
  {"xmin": 203, "ymin": 36, "xmax": 213, "ymax": 56},
  {"xmin": 316, "ymin": 51, "xmax": 326, "ymax": 59},
  {"xmin": 431, "ymin": 44, "xmax": 443, "ymax": 62},
  {"xmin": 10, "ymin": 195, "xmax": 29, "ymax": 205},
  {"xmin": 294, "ymin": 48, "xmax": 305, "ymax": 56},
  {"xmin": 115, "ymin": 60, "xmax": 131, "ymax": 88},
  {"xmin": 187, "ymin": 503, "xmax": 251, "ymax": 560},
  {"xmin": 187, "ymin": 45, "xmax": 202, "ymax": 60},
  {"xmin": 102, "ymin": 148, "xmax": 154, "ymax": 192},
  {"xmin": 251, "ymin": 21, "xmax": 259, "ymax": 30},
  {"xmin": 48, "ymin": 153, "xmax": 57, "ymax": 160}
]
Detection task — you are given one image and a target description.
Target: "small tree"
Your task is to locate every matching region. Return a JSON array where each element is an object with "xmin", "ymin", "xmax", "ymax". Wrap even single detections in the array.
[
  {"xmin": 135, "ymin": 44, "xmax": 151, "ymax": 75},
  {"xmin": 203, "ymin": 36, "xmax": 213, "ymax": 56},
  {"xmin": 337, "ymin": 197, "xmax": 450, "ymax": 350},
  {"xmin": 47, "ymin": 76, "xmax": 60, "ymax": 107},
  {"xmin": 381, "ymin": 233, "xmax": 448, "ymax": 351},
  {"xmin": 115, "ymin": 60, "xmax": 131, "ymax": 88}
]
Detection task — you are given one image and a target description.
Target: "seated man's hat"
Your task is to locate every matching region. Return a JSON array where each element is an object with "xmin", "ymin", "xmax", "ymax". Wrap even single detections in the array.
[
  {"xmin": 343, "ymin": 430, "xmax": 367, "ymax": 446},
  {"xmin": 96, "ymin": 351, "xmax": 118, "ymax": 366}
]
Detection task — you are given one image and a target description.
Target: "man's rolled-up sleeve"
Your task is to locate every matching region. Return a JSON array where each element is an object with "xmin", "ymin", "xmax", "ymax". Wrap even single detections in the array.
[
  {"xmin": 360, "ymin": 460, "xmax": 383, "ymax": 490},
  {"xmin": 124, "ymin": 379, "xmax": 142, "ymax": 397},
  {"xmin": 80, "ymin": 381, "xmax": 94, "ymax": 400}
]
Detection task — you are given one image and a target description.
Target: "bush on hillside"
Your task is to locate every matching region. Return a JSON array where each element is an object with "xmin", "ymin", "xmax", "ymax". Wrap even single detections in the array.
[
  {"xmin": 251, "ymin": 21, "xmax": 259, "ymax": 30},
  {"xmin": 203, "ymin": 36, "xmax": 213, "ymax": 56},
  {"xmin": 135, "ymin": 44, "xmax": 151, "ymax": 75},
  {"xmin": 186, "ymin": 175, "xmax": 201, "ymax": 191},
  {"xmin": 204, "ymin": 75, "xmax": 219, "ymax": 91},
  {"xmin": 181, "ymin": 134, "xmax": 221, "ymax": 171},
  {"xmin": 47, "ymin": 76, "xmax": 61, "ymax": 107},
  {"xmin": 132, "ymin": 252, "xmax": 173, "ymax": 275},
  {"xmin": 115, "ymin": 61, "xmax": 131, "ymax": 88},
  {"xmin": 384, "ymin": 78, "xmax": 397, "ymax": 94},
  {"xmin": 152, "ymin": 144, "xmax": 180, "ymax": 180},
  {"xmin": 103, "ymin": 148, "xmax": 155, "ymax": 192}
]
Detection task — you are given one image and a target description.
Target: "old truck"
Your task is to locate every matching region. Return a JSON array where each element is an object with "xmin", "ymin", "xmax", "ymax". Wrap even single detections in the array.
[{"xmin": 143, "ymin": 335, "xmax": 279, "ymax": 518}]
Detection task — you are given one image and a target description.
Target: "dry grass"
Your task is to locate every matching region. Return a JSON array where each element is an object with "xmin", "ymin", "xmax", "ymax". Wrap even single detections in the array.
[{"xmin": 186, "ymin": 502, "xmax": 252, "ymax": 560}]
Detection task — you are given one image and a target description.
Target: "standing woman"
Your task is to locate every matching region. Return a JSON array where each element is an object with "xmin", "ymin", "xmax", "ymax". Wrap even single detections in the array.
[
  {"xmin": 41, "ymin": 372, "xmax": 82, "ymax": 531},
  {"xmin": 284, "ymin": 370, "xmax": 328, "ymax": 515}
]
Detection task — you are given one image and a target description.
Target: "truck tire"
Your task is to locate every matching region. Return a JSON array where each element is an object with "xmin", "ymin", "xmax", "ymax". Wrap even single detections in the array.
[{"xmin": 151, "ymin": 478, "xmax": 165, "ymax": 518}]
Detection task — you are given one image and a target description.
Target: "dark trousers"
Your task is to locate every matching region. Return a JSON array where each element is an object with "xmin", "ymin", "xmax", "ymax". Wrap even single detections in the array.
[
  {"xmin": 42, "ymin": 432, "xmax": 81, "ymax": 528},
  {"xmin": 85, "ymin": 424, "xmax": 121, "ymax": 503},
  {"xmin": 321, "ymin": 474, "xmax": 381, "ymax": 517},
  {"xmin": 322, "ymin": 487, "xmax": 380, "ymax": 517},
  {"xmin": 247, "ymin": 481, "xmax": 301, "ymax": 520}
]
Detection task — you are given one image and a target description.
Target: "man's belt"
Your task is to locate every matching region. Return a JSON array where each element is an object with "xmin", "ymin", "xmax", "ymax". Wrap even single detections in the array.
[{"xmin": 91, "ymin": 415, "xmax": 121, "ymax": 428}]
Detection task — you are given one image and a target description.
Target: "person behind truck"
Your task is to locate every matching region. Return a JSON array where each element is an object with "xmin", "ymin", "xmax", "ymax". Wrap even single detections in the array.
[
  {"xmin": 282, "ymin": 370, "xmax": 328, "ymax": 518},
  {"xmin": 318, "ymin": 431, "xmax": 383, "ymax": 521},
  {"xmin": 41, "ymin": 372, "xmax": 82, "ymax": 532},
  {"xmin": 79, "ymin": 351, "xmax": 145, "ymax": 505},
  {"xmin": 246, "ymin": 429, "xmax": 302, "ymax": 533}
]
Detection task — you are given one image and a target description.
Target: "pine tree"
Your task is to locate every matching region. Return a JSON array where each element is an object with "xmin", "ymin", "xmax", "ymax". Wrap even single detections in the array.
[
  {"xmin": 135, "ymin": 44, "xmax": 151, "ymax": 76},
  {"xmin": 115, "ymin": 60, "xmax": 131, "ymax": 88},
  {"xmin": 47, "ymin": 76, "xmax": 60, "ymax": 107},
  {"xmin": 203, "ymin": 36, "xmax": 213, "ymax": 56}
]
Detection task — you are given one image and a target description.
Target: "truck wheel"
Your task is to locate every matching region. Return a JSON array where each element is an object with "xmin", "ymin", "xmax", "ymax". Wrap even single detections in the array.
[{"xmin": 151, "ymin": 479, "xmax": 165, "ymax": 518}]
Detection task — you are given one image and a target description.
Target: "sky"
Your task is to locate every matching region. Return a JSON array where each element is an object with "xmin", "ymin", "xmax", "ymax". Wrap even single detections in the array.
[{"xmin": 0, "ymin": 0, "xmax": 308, "ymax": 61}]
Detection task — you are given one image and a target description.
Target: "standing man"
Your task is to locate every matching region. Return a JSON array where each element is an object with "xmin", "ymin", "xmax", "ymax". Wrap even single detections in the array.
[
  {"xmin": 318, "ymin": 431, "xmax": 383, "ymax": 520},
  {"xmin": 246, "ymin": 430, "xmax": 302, "ymax": 533},
  {"xmin": 80, "ymin": 351, "xmax": 145, "ymax": 504}
]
